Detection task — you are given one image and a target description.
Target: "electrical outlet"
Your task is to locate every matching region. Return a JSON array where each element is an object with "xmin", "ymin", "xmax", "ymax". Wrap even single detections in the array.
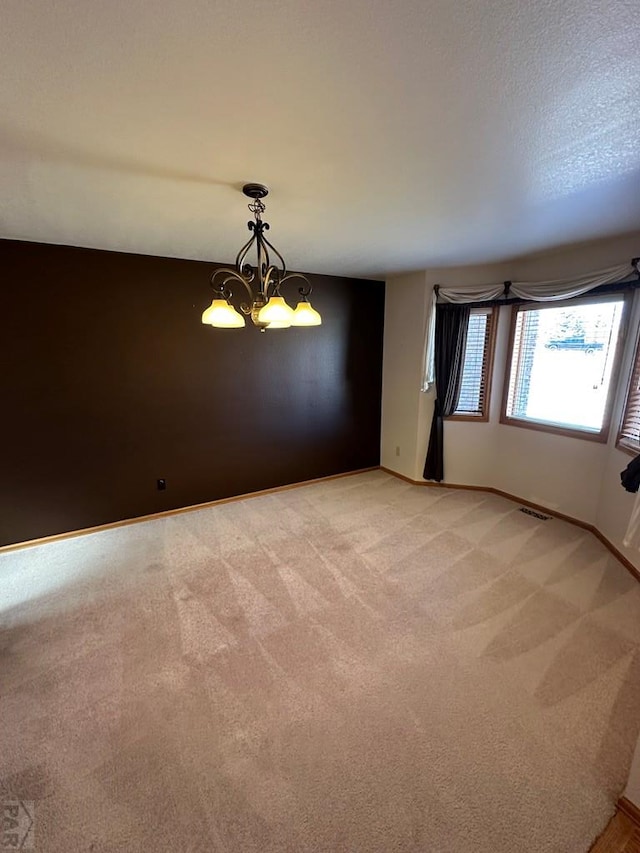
[
  {"xmin": 395, "ymin": 446, "xmax": 400, "ymax": 457},
  {"xmin": 157, "ymin": 478, "xmax": 167, "ymax": 491}
]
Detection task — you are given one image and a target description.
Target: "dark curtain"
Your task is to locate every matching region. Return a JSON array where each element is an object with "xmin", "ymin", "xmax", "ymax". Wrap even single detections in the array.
[{"xmin": 423, "ymin": 303, "xmax": 471, "ymax": 482}]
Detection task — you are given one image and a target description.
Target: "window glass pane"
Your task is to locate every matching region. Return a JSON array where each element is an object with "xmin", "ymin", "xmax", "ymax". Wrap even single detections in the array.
[
  {"xmin": 456, "ymin": 313, "xmax": 488, "ymax": 414},
  {"xmin": 506, "ymin": 298, "xmax": 623, "ymax": 432}
]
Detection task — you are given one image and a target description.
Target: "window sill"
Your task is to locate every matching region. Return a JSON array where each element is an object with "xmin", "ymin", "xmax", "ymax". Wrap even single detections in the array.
[
  {"xmin": 616, "ymin": 438, "xmax": 640, "ymax": 457},
  {"xmin": 499, "ymin": 415, "xmax": 609, "ymax": 443},
  {"xmin": 446, "ymin": 413, "xmax": 489, "ymax": 423}
]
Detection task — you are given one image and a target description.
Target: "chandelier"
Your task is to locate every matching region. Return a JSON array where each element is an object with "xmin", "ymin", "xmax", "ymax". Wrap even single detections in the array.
[{"xmin": 201, "ymin": 183, "xmax": 322, "ymax": 331}]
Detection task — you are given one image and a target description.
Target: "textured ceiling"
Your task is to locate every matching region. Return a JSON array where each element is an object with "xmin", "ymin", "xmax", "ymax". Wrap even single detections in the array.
[{"xmin": 1, "ymin": 0, "xmax": 639, "ymax": 278}]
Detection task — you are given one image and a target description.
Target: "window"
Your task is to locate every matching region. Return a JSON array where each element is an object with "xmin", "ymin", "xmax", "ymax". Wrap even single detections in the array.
[
  {"xmin": 618, "ymin": 329, "xmax": 640, "ymax": 453},
  {"xmin": 450, "ymin": 308, "xmax": 496, "ymax": 420},
  {"xmin": 501, "ymin": 295, "xmax": 626, "ymax": 441}
]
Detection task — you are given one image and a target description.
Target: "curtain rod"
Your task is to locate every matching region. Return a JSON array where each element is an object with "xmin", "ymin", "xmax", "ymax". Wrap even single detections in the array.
[
  {"xmin": 435, "ymin": 281, "xmax": 640, "ymax": 311},
  {"xmin": 434, "ymin": 257, "xmax": 640, "ymax": 308}
]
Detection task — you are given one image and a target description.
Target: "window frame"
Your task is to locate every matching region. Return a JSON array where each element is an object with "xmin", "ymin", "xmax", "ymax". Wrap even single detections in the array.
[
  {"xmin": 447, "ymin": 306, "xmax": 498, "ymax": 423},
  {"xmin": 499, "ymin": 292, "xmax": 630, "ymax": 443},
  {"xmin": 617, "ymin": 321, "xmax": 640, "ymax": 456}
]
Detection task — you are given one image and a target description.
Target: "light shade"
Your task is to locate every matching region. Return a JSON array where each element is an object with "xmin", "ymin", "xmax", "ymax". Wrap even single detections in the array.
[
  {"xmin": 291, "ymin": 299, "xmax": 322, "ymax": 327},
  {"xmin": 201, "ymin": 298, "xmax": 245, "ymax": 328},
  {"xmin": 264, "ymin": 320, "xmax": 292, "ymax": 329},
  {"xmin": 257, "ymin": 296, "xmax": 294, "ymax": 327}
]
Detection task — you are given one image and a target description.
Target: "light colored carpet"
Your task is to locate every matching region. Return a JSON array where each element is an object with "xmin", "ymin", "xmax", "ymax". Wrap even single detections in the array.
[{"xmin": 2, "ymin": 470, "xmax": 640, "ymax": 852}]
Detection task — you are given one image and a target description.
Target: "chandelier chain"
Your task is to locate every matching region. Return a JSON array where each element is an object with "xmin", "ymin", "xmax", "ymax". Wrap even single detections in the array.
[{"xmin": 247, "ymin": 198, "xmax": 266, "ymax": 218}]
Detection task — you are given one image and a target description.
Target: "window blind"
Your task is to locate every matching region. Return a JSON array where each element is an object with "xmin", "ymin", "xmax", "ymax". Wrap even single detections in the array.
[
  {"xmin": 620, "ymin": 339, "xmax": 640, "ymax": 449},
  {"xmin": 505, "ymin": 310, "xmax": 539, "ymax": 419},
  {"xmin": 455, "ymin": 309, "xmax": 493, "ymax": 415}
]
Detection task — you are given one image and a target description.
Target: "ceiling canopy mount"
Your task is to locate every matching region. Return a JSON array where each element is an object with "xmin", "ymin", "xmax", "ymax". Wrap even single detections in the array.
[{"xmin": 242, "ymin": 183, "xmax": 269, "ymax": 200}]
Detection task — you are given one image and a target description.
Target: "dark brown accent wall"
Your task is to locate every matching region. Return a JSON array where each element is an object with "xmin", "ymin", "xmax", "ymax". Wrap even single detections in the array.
[{"xmin": 0, "ymin": 240, "xmax": 384, "ymax": 546}]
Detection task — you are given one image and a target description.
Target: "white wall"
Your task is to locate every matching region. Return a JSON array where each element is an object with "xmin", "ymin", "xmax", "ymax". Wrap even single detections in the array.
[
  {"xmin": 597, "ymin": 447, "xmax": 638, "ymax": 558},
  {"xmin": 381, "ymin": 271, "xmax": 430, "ymax": 479}
]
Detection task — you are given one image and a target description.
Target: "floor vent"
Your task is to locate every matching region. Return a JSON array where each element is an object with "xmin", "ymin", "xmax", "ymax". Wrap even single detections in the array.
[{"xmin": 519, "ymin": 507, "xmax": 552, "ymax": 521}]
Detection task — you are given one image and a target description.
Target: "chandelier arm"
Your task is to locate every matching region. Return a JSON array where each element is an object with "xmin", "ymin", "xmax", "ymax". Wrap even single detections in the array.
[
  {"xmin": 263, "ymin": 265, "xmax": 282, "ymax": 297},
  {"xmin": 210, "ymin": 268, "xmax": 254, "ymax": 303},
  {"xmin": 235, "ymin": 231, "xmax": 257, "ymax": 272},
  {"xmin": 261, "ymin": 234, "xmax": 287, "ymax": 280},
  {"xmin": 280, "ymin": 272, "xmax": 312, "ymax": 297},
  {"xmin": 210, "ymin": 267, "xmax": 239, "ymax": 292},
  {"xmin": 256, "ymin": 231, "xmax": 270, "ymax": 295}
]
